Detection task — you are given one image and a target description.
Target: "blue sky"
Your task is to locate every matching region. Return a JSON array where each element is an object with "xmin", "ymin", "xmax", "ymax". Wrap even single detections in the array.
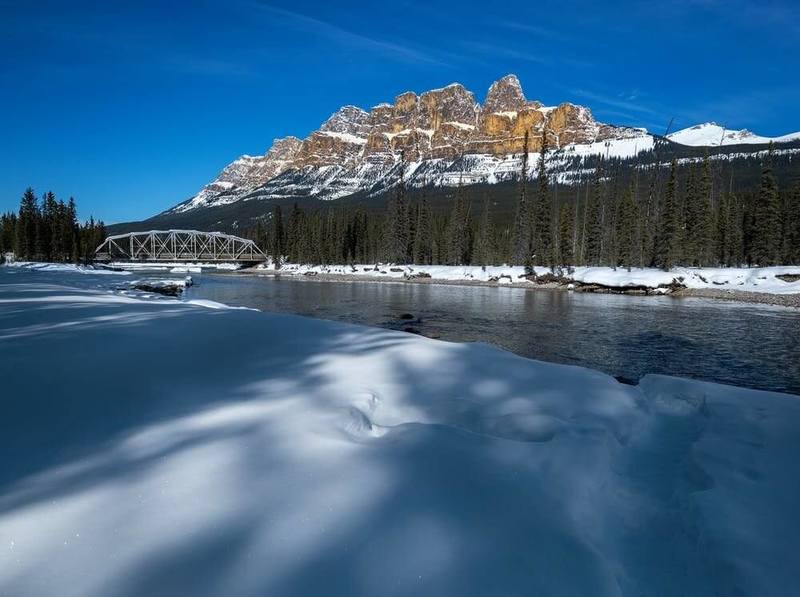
[{"xmin": 1, "ymin": 0, "xmax": 798, "ymax": 223}]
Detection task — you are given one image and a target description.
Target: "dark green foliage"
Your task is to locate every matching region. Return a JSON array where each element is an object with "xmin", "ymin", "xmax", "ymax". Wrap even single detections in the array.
[
  {"xmin": 511, "ymin": 132, "xmax": 531, "ymax": 265},
  {"xmin": 583, "ymin": 162, "xmax": 604, "ymax": 266},
  {"xmin": 385, "ymin": 159, "xmax": 410, "ymax": 263},
  {"xmin": 270, "ymin": 205, "xmax": 285, "ymax": 267},
  {"xmin": 751, "ymin": 146, "xmax": 782, "ymax": 265},
  {"xmin": 532, "ymin": 135, "xmax": 552, "ymax": 267},
  {"xmin": 558, "ymin": 202, "xmax": 575, "ymax": 266},
  {"xmin": 3, "ymin": 188, "xmax": 100, "ymax": 263},
  {"xmin": 784, "ymin": 185, "xmax": 800, "ymax": 264},
  {"xmin": 615, "ymin": 185, "xmax": 639, "ymax": 269},
  {"xmin": 446, "ymin": 182, "xmax": 471, "ymax": 265},
  {"xmin": 653, "ymin": 161, "xmax": 681, "ymax": 269},
  {"xmin": 474, "ymin": 198, "xmax": 494, "ymax": 266},
  {"xmin": 412, "ymin": 195, "xmax": 433, "ymax": 264}
]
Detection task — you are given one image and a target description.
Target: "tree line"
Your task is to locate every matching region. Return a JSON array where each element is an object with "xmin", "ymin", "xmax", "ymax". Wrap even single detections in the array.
[
  {"xmin": 246, "ymin": 141, "xmax": 800, "ymax": 270},
  {"xmin": 1, "ymin": 188, "xmax": 107, "ymax": 263}
]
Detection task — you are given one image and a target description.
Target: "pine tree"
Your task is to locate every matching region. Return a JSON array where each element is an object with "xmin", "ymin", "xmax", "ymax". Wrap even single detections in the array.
[
  {"xmin": 511, "ymin": 132, "xmax": 531, "ymax": 265},
  {"xmin": 684, "ymin": 158, "xmax": 714, "ymax": 266},
  {"xmin": 653, "ymin": 160, "xmax": 680, "ymax": 270},
  {"xmin": 386, "ymin": 156, "xmax": 409, "ymax": 263},
  {"xmin": 558, "ymin": 202, "xmax": 575, "ymax": 267},
  {"xmin": 446, "ymin": 182, "xmax": 470, "ymax": 265},
  {"xmin": 16, "ymin": 188, "xmax": 39, "ymax": 260},
  {"xmin": 785, "ymin": 184, "xmax": 800, "ymax": 264},
  {"xmin": 584, "ymin": 161, "xmax": 604, "ymax": 265},
  {"xmin": 532, "ymin": 133, "xmax": 552, "ymax": 267},
  {"xmin": 286, "ymin": 203, "xmax": 303, "ymax": 262},
  {"xmin": 66, "ymin": 198, "xmax": 79, "ymax": 262},
  {"xmin": 412, "ymin": 195, "xmax": 433, "ymax": 264},
  {"xmin": 716, "ymin": 192, "xmax": 730, "ymax": 266},
  {"xmin": 271, "ymin": 205, "xmax": 285, "ymax": 267},
  {"xmin": 475, "ymin": 198, "xmax": 494, "ymax": 266},
  {"xmin": 697, "ymin": 157, "xmax": 715, "ymax": 265},
  {"xmin": 615, "ymin": 185, "xmax": 638, "ymax": 269},
  {"xmin": 751, "ymin": 145, "xmax": 781, "ymax": 265}
]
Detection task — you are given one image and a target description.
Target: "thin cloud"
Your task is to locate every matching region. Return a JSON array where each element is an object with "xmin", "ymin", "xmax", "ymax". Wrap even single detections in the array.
[
  {"xmin": 569, "ymin": 88, "xmax": 661, "ymax": 117},
  {"xmin": 249, "ymin": 2, "xmax": 446, "ymax": 66},
  {"xmin": 465, "ymin": 41, "xmax": 550, "ymax": 65},
  {"xmin": 499, "ymin": 21, "xmax": 576, "ymax": 43}
]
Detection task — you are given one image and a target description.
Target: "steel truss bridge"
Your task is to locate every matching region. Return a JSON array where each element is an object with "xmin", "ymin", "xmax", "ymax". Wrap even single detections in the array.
[{"xmin": 95, "ymin": 230, "xmax": 267, "ymax": 263}]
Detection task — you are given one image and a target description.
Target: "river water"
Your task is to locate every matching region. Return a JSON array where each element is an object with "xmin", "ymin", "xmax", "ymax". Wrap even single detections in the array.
[{"xmin": 183, "ymin": 273, "xmax": 800, "ymax": 395}]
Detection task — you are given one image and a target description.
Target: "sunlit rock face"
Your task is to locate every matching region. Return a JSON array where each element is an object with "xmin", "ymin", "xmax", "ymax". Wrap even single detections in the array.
[{"xmin": 171, "ymin": 74, "xmax": 646, "ymax": 212}]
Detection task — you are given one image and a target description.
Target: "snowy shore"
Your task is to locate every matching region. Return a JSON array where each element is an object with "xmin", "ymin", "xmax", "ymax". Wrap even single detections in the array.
[
  {"xmin": 259, "ymin": 262, "xmax": 800, "ymax": 296},
  {"xmin": 1, "ymin": 265, "xmax": 799, "ymax": 596}
]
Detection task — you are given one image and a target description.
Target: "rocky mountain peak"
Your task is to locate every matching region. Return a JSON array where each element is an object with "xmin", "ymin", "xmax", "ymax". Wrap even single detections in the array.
[
  {"xmin": 319, "ymin": 105, "xmax": 371, "ymax": 137},
  {"xmin": 172, "ymin": 74, "xmax": 663, "ymax": 214},
  {"xmin": 484, "ymin": 74, "xmax": 526, "ymax": 113}
]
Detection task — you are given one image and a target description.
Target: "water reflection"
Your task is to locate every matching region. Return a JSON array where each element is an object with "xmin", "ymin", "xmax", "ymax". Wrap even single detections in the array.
[{"xmin": 184, "ymin": 274, "xmax": 800, "ymax": 395}]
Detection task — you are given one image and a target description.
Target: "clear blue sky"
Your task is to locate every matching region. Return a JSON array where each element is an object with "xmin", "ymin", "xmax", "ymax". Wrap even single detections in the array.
[{"xmin": 1, "ymin": 0, "xmax": 798, "ymax": 223}]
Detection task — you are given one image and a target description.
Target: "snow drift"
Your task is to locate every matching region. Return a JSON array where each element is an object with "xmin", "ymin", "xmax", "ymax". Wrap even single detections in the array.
[{"xmin": 1, "ymin": 267, "xmax": 799, "ymax": 597}]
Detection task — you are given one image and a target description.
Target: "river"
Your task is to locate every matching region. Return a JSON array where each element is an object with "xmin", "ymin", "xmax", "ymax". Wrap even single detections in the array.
[{"xmin": 182, "ymin": 272, "xmax": 800, "ymax": 395}]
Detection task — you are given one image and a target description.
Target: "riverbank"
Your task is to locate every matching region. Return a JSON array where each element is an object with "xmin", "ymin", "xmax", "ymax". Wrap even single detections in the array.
[
  {"xmin": 247, "ymin": 263, "xmax": 800, "ymax": 307},
  {"xmin": 2, "ymin": 266, "xmax": 800, "ymax": 597},
  {"xmin": 675, "ymin": 287, "xmax": 800, "ymax": 308}
]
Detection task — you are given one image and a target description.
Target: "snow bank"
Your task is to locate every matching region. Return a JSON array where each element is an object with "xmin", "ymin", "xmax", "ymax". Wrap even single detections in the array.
[
  {"xmin": 2, "ymin": 261, "xmax": 131, "ymax": 275},
  {"xmin": 1, "ymin": 268, "xmax": 799, "ymax": 596},
  {"xmin": 263, "ymin": 262, "xmax": 800, "ymax": 295},
  {"xmin": 109, "ymin": 261, "xmax": 241, "ymax": 272}
]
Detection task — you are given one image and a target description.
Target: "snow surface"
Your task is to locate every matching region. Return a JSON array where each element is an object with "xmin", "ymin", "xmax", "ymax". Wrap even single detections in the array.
[
  {"xmin": 667, "ymin": 122, "xmax": 800, "ymax": 147},
  {"xmin": 3, "ymin": 261, "xmax": 132, "ymax": 275},
  {"xmin": 263, "ymin": 263, "xmax": 800, "ymax": 295},
  {"xmin": 1, "ymin": 267, "xmax": 799, "ymax": 596},
  {"xmin": 109, "ymin": 261, "xmax": 241, "ymax": 272}
]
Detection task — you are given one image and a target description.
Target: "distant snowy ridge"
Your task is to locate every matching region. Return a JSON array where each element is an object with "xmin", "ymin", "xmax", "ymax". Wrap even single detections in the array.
[{"xmin": 667, "ymin": 122, "xmax": 800, "ymax": 147}]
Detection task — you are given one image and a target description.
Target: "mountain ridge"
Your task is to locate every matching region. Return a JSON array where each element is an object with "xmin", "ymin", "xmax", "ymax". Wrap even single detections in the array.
[{"xmin": 160, "ymin": 74, "xmax": 800, "ymax": 220}]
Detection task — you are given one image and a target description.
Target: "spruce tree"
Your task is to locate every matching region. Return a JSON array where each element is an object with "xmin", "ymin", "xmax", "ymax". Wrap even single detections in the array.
[
  {"xmin": 271, "ymin": 205, "xmax": 285, "ymax": 267},
  {"xmin": 532, "ymin": 133, "xmax": 552, "ymax": 267},
  {"xmin": 751, "ymin": 145, "xmax": 781, "ymax": 266},
  {"xmin": 558, "ymin": 202, "xmax": 575, "ymax": 267},
  {"xmin": 511, "ymin": 132, "xmax": 531, "ymax": 265},
  {"xmin": 446, "ymin": 182, "xmax": 470, "ymax": 265},
  {"xmin": 584, "ymin": 161, "xmax": 604, "ymax": 265},
  {"xmin": 716, "ymin": 192, "xmax": 730, "ymax": 266},
  {"xmin": 696, "ymin": 157, "xmax": 715, "ymax": 266},
  {"xmin": 653, "ymin": 160, "xmax": 680, "ymax": 270},
  {"xmin": 412, "ymin": 196, "xmax": 432, "ymax": 264},
  {"xmin": 16, "ymin": 188, "xmax": 39, "ymax": 260},
  {"xmin": 386, "ymin": 156, "xmax": 409, "ymax": 263},
  {"xmin": 475, "ymin": 198, "xmax": 494, "ymax": 266},
  {"xmin": 785, "ymin": 184, "xmax": 800, "ymax": 264},
  {"xmin": 615, "ymin": 185, "xmax": 638, "ymax": 269}
]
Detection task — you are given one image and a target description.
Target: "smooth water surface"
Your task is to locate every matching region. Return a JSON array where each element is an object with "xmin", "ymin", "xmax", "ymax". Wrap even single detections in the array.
[{"xmin": 185, "ymin": 273, "xmax": 800, "ymax": 395}]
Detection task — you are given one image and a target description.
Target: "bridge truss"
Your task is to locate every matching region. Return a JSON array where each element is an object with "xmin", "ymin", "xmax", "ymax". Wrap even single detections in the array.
[{"xmin": 95, "ymin": 230, "xmax": 267, "ymax": 263}]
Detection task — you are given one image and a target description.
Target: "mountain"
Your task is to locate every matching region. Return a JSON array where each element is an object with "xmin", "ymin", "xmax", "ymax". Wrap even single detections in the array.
[
  {"xmin": 118, "ymin": 74, "xmax": 800, "ymax": 232},
  {"xmin": 169, "ymin": 74, "xmax": 651, "ymax": 214},
  {"xmin": 666, "ymin": 122, "xmax": 800, "ymax": 147}
]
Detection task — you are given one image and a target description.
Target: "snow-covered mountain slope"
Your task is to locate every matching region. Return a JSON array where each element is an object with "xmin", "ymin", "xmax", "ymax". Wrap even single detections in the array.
[
  {"xmin": 667, "ymin": 122, "xmax": 800, "ymax": 147},
  {"xmin": 166, "ymin": 76, "xmax": 800, "ymax": 216}
]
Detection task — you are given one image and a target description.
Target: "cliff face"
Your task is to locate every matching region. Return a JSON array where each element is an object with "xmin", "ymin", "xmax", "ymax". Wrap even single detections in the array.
[{"xmin": 172, "ymin": 74, "xmax": 647, "ymax": 213}]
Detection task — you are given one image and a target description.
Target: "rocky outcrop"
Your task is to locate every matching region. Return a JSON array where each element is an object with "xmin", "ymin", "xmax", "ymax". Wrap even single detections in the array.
[{"xmin": 172, "ymin": 74, "xmax": 646, "ymax": 213}]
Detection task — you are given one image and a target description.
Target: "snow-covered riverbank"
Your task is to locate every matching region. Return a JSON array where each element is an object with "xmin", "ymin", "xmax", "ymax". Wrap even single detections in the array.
[
  {"xmin": 261, "ymin": 262, "xmax": 800, "ymax": 295},
  {"xmin": 2, "ymin": 266, "xmax": 800, "ymax": 596}
]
